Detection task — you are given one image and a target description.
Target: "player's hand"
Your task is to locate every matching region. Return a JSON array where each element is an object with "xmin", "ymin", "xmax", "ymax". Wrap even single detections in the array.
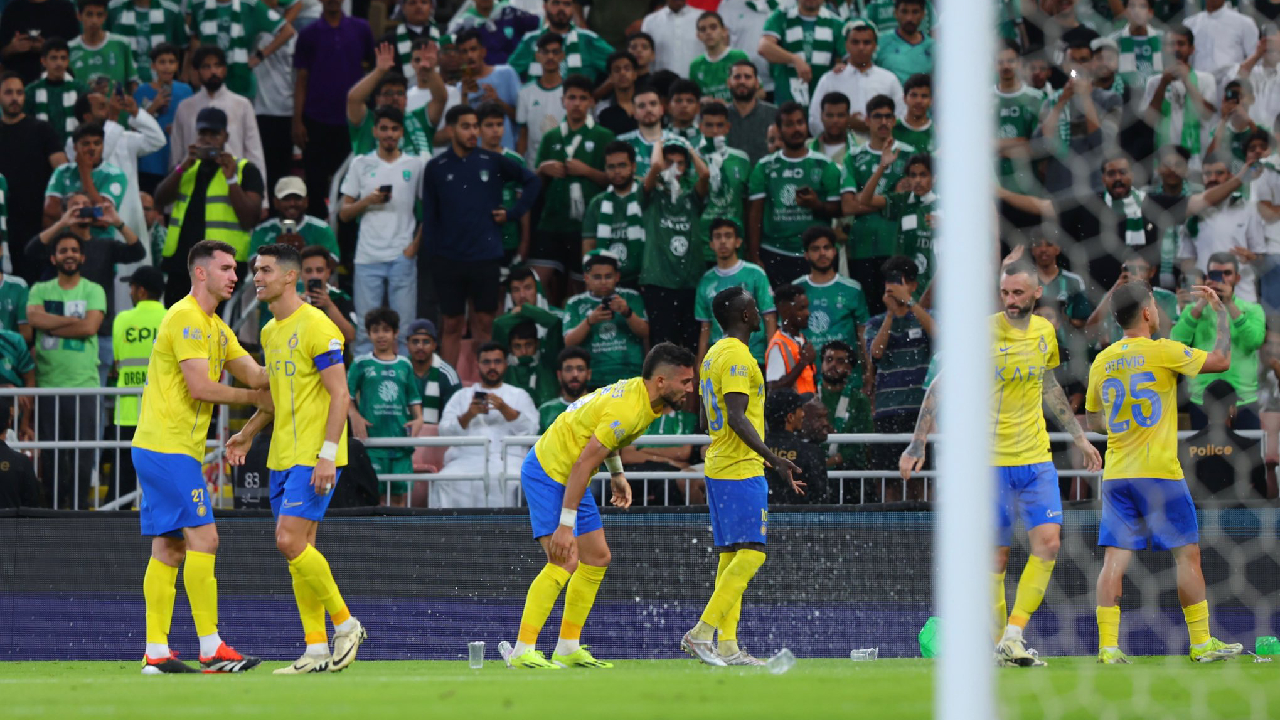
[
  {"xmin": 767, "ymin": 453, "xmax": 804, "ymax": 495},
  {"xmin": 1076, "ymin": 437, "xmax": 1103, "ymax": 472},
  {"xmin": 549, "ymin": 524, "xmax": 575, "ymax": 564},
  {"xmin": 312, "ymin": 457, "xmax": 337, "ymax": 495},
  {"xmin": 252, "ymin": 387, "xmax": 273, "ymax": 409},
  {"xmin": 609, "ymin": 473, "xmax": 632, "ymax": 508},
  {"xmin": 899, "ymin": 448, "xmax": 925, "ymax": 480},
  {"xmin": 226, "ymin": 432, "xmax": 253, "ymax": 466},
  {"xmin": 1192, "ymin": 285, "xmax": 1224, "ymax": 311}
]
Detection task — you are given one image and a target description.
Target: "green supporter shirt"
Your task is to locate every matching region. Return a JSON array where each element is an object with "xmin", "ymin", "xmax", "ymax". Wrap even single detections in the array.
[
  {"xmin": 893, "ymin": 120, "xmax": 934, "ymax": 153},
  {"xmin": 249, "ymin": 215, "xmax": 339, "ymax": 258},
  {"xmin": 499, "ymin": 148, "xmax": 527, "ymax": 252},
  {"xmin": 0, "ymin": 328, "xmax": 33, "ymax": 388},
  {"xmin": 69, "ymin": 33, "xmax": 139, "ymax": 88},
  {"xmin": 563, "ymin": 287, "xmax": 646, "ymax": 387},
  {"xmin": 536, "ymin": 120, "xmax": 615, "ymax": 234},
  {"xmin": 507, "ymin": 24, "xmax": 614, "ymax": 82},
  {"xmin": 793, "ymin": 272, "xmax": 870, "ymax": 382},
  {"xmin": 818, "ymin": 374, "xmax": 873, "ymax": 469},
  {"xmin": 617, "ymin": 129, "xmax": 657, "ymax": 180},
  {"xmin": 689, "ymin": 49, "xmax": 750, "ymax": 102},
  {"xmin": 492, "ymin": 304, "xmax": 565, "ymax": 374},
  {"xmin": 748, "ymin": 149, "xmax": 843, "ymax": 257},
  {"xmin": 24, "ymin": 77, "xmax": 86, "ymax": 146},
  {"xmin": 582, "ymin": 184, "xmax": 645, "ymax": 284},
  {"xmin": 694, "ymin": 261, "xmax": 776, "ymax": 363},
  {"xmin": 842, "ymin": 140, "xmax": 914, "ymax": 259},
  {"xmin": 349, "ymin": 106, "xmax": 435, "ymax": 157},
  {"xmin": 1211, "ymin": 121, "xmax": 1269, "ymax": 170},
  {"xmin": 0, "ymin": 172, "xmax": 7, "ymax": 243},
  {"xmin": 413, "ymin": 354, "xmax": 462, "ymax": 424},
  {"xmin": 857, "ymin": 0, "xmax": 936, "ymax": 35},
  {"xmin": 995, "ymin": 84, "xmax": 1045, "ymax": 194},
  {"xmin": 505, "ymin": 356, "xmax": 557, "ymax": 407},
  {"xmin": 0, "ymin": 275, "xmax": 28, "ymax": 334},
  {"xmin": 45, "ymin": 161, "xmax": 130, "ymax": 241},
  {"xmin": 348, "ymin": 353, "xmax": 423, "ymax": 459},
  {"xmin": 761, "ymin": 9, "xmax": 847, "ymax": 106},
  {"xmin": 639, "ymin": 174, "xmax": 706, "ymax": 290},
  {"xmin": 190, "ymin": 0, "xmax": 288, "ymax": 100},
  {"xmin": 641, "ymin": 408, "xmax": 697, "ymax": 447},
  {"xmin": 1040, "ymin": 269, "xmax": 1094, "ymax": 324},
  {"xmin": 697, "ymin": 142, "xmax": 751, "ymax": 258},
  {"xmin": 28, "ymin": 277, "xmax": 107, "ymax": 388},
  {"xmin": 1171, "ymin": 298, "xmax": 1266, "ymax": 405},
  {"xmin": 882, "ymin": 191, "xmax": 937, "ymax": 299},
  {"xmin": 538, "ymin": 396, "xmax": 569, "ymax": 432},
  {"xmin": 106, "ymin": 0, "xmax": 190, "ymax": 84},
  {"xmin": 874, "ymin": 32, "xmax": 934, "ymax": 85}
]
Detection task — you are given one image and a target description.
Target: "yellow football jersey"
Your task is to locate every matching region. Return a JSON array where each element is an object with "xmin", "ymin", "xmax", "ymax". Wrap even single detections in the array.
[
  {"xmin": 1086, "ymin": 337, "xmax": 1206, "ymax": 480},
  {"xmin": 262, "ymin": 304, "xmax": 349, "ymax": 470},
  {"xmin": 133, "ymin": 295, "xmax": 248, "ymax": 460},
  {"xmin": 990, "ymin": 313, "xmax": 1060, "ymax": 466},
  {"xmin": 701, "ymin": 337, "xmax": 766, "ymax": 480},
  {"xmin": 534, "ymin": 376, "xmax": 659, "ymax": 484}
]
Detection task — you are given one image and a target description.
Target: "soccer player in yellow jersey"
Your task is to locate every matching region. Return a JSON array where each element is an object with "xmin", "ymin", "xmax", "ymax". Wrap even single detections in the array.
[
  {"xmin": 505, "ymin": 342, "xmax": 696, "ymax": 669},
  {"xmin": 1086, "ymin": 281, "xmax": 1243, "ymax": 664},
  {"xmin": 131, "ymin": 240, "xmax": 272, "ymax": 674},
  {"xmin": 682, "ymin": 286, "xmax": 803, "ymax": 667},
  {"xmin": 901, "ymin": 263, "xmax": 1101, "ymax": 667},
  {"xmin": 227, "ymin": 244, "xmax": 366, "ymax": 674}
]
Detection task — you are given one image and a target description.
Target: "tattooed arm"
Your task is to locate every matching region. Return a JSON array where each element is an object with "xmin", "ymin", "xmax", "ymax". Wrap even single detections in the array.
[
  {"xmin": 899, "ymin": 377, "xmax": 940, "ymax": 480},
  {"xmin": 1043, "ymin": 371, "xmax": 1103, "ymax": 471}
]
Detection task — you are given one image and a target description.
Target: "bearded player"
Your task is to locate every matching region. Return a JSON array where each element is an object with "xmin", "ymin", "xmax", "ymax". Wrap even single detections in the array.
[
  {"xmin": 227, "ymin": 244, "xmax": 367, "ymax": 673},
  {"xmin": 900, "ymin": 262, "xmax": 1102, "ymax": 667},
  {"xmin": 132, "ymin": 240, "xmax": 272, "ymax": 674},
  {"xmin": 505, "ymin": 342, "xmax": 696, "ymax": 669},
  {"xmin": 682, "ymin": 285, "xmax": 803, "ymax": 667}
]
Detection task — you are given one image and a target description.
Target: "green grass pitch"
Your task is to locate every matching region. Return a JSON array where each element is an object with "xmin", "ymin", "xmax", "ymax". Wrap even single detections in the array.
[{"xmin": 1, "ymin": 657, "xmax": 1275, "ymax": 719}]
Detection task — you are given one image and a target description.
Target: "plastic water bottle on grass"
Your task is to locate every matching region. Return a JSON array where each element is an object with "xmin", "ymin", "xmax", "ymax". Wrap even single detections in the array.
[
  {"xmin": 766, "ymin": 649, "xmax": 795, "ymax": 674},
  {"xmin": 850, "ymin": 648, "xmax": 878, "ymax": 661}
]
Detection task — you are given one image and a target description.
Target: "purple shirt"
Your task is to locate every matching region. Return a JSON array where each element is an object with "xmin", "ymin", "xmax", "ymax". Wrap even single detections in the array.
[
  {"xmin": 294, "ymin": 15, "xmax": 375, "ymax": 126},
  {"xmin": 448, "ymin": 5, "xmax": 541, "ymax": 65}
]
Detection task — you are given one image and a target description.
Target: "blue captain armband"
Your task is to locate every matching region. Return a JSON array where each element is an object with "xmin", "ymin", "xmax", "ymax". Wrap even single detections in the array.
[{"xmin": 314, "ymin": 339, "xmax": 344, "ymax": 370}]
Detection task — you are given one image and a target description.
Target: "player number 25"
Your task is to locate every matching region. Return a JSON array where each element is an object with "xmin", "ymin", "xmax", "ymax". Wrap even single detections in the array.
[
  {"xmin": 1101, "ymin": 371, "xmax": 1162, "ymax": 433},
  {"xmin": 701, "ymin": 377, "xmax": 724, "ymax": 431}
]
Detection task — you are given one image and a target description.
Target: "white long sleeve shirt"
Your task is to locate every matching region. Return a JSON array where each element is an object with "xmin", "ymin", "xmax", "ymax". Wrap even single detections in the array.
[
  {"xmin": 1185, "ymin": 7, "xmax": 1258, "ymax": 77},
  {"xmin": 436, "ymin": 382, "xmax": 538, "ymax": 507},
  {"xmin": 806, "ymin": 63, "xmax": 905, "ymax": 138},
  {"xmin": 168, "ymin": 86, "xmax": 267, "ymax": 177},
  {"xmin": 641, "ymin": 3, "xmax": 703, "ymax": 76}
]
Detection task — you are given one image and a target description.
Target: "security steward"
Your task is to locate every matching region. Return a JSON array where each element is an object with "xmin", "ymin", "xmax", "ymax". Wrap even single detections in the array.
[
  {"xmin": 106, "ymin": 265, "xmax": 167, "ymax": 500},
  {"xmin": 764, "ymin": 388, "xmax": 827, "ymax": 504}
]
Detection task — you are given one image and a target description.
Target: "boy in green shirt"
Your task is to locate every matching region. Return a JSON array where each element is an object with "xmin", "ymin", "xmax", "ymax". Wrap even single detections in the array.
[
  {"xmin": 348, "ymin": 308, "xmax": 424, "ymax": 507},
  {"xmin": 25, "ymin": 38, "xmax": 87, "ymax": 146},
  {"xmin": 759, "ymin": 1, "xmax": 847, "ymax": 106},
  {"xmin": 793, "ymin": 226, "xmax": 871, "ymax": 387},
  {"xmin": 563, "ymin": 250, "xmax": 647, "ymax": 388},
  {"xmin": 503, "ymin": 319, "xmax": 557, "ymax": 407},
  {"xmin": 106, "ymin": 0, "xmax": 190, "ymax": 84},
  {"xmin": 44, "ymin": 124, "xmax": 130, "ymax": 242},
  {"xmin": 71, "ymin": 0, "xmax": 140, "ymax": 92},
  {"xmin": 893, "ymin": 73, "xmax": 934, "ymax": 152},
  {"xmin": 689, "ymin": 11, "xmax": 749, "ymax": 102},
  {"xmin": 347, "ymin": 43, "xmax": 438, "ymax": 158},
  {"xmin": 695, "ymin": 218, "xmax": 776, "ymax": 365},
  {"xmin": 536, "ymin": 346, "xmax": 590, "ymax": 432},
  {"xmin": 581, "ymin": 140, "xmax": 645, "ymax": 284},
  {"xmin": 696, "ymin": 102, "xmax": 751, "ymax": 259},
  {"xmin": 856, "ymin": 149, "xmax": 936, "ymax": 300}
]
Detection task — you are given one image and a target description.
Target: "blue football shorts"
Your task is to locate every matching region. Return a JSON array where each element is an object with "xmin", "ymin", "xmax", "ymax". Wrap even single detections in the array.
[
  {"xmin": 996, "ymin": 462, "xmax": 1062, "ymax": 547},
  {"xmin": 134, "ymin": 448, "xmax": 213, "ymax": 538},
  {"xmin": 704, "ymin": 476, "xmax": 769, "ymax": 548},
  {"xmin": 1098, "ymin": 478, "xmax": 1199, "ymax": 551},
  {"xmin": 522, "ymin": 449, "xmax": 603, "ymax": 539},
  {"xmin": 269, "ymin": 465, "xmax": 342, "ymax": 521}
]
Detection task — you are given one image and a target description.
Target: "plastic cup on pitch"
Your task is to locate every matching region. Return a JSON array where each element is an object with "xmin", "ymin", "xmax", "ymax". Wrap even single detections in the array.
[
  {"xmin": 468, "ymin": 641, "xmax": 485, "ymax": 669},
  {"xmin": 849, "ymin": 648, "xmax": 878, "ymax": 661}
]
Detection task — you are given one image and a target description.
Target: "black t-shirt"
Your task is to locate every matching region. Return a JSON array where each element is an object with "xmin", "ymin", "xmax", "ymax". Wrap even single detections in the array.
[
  {"xmin": 765, "ymin": 429, "xmax": 830, "ymax": 504},
  {"xmin": 1180, "ymin": 427, "xmax": 1270, "ymax": 501},
  {"xmin": 0, "ymin": 0, "xmax": 81, "ymax": 83},
  {"xmin": 597, "ymin": 103, "xmax": 638, "ymax": 137},
  {"xmin": 1056, "ymin": 191, "xmax": 1189, "ymax": 293},
  {"xmin": 0, "ymin": 116, "xmax": 62, "ymax": 280},
  {"xmin": 0, "ymin": 439, "xmax": 41, "ymax": 508},
  {"xmin": 162, "ymin": 159, "xmax": 264, "ymax": 276}
]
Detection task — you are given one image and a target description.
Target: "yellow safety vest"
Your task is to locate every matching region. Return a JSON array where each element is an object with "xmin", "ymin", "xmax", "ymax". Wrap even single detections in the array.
[
  {"xmin": 112, "ymin": 299, "xmax": 166, "ymax": 426},
  {"xmin": 163, "ymin": 158, "xmax": 251, "ymax": 261}
]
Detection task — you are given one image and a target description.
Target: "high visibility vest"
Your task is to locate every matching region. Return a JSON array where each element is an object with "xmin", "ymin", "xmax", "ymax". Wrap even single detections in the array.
[
  {"xmin": 766, "ymin": 330, "xmax": 816, "ymax": 394},
  {"xmin": 112, "ymin": 299, "xmax": 166, "ymax": 426},
  {"xmin": 163, "ymin": 158, "xmax": 251, "ymax": 261}
]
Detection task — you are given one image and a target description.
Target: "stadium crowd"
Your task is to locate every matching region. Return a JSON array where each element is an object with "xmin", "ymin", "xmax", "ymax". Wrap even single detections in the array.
[{"xmin": 0, "ymin": 0, "xmax": 1278, "ymax": 510}]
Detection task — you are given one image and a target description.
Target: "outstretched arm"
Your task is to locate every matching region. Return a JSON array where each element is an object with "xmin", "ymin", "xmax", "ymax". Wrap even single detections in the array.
[
  {"xmin": 1043, "ymin": 371, "xmax": 1102, "ymax": 471},
  {"xmin": 900, "ymin": 377, "xmax": 938, "ymax": 479}
]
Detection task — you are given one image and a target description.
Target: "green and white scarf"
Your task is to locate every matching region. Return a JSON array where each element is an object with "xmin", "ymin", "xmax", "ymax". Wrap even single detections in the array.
[
  {"xmin": 595, "ymin": 183, "xmax": 644, "ymax": 251},
  {"xmin": 809, "ymin": 131, "xmax": 859, "ymax": 164},
  {"xmin": 1104, "ymin": 187, "xmax": 1147, "ymax": 247},
  {"xmin": 1116, "ymin": 29, "xmax": 1162, "ymax": 81},
  {"xmin": 561, "ymin": 114, "xmax": 594, "ymax": 219},
  {"xmin": 395, "ymin": 22, "xmax": 443, "ymax": 80},
  {"xmin": 30, "ymin": 81, "xmax": 79, "ymax": 135},
  {"xmin": 746, "ymin": 0, "xmax": 784, "ymax": 13},
  {"xmin": 527, "ymin": 24, "xmax": 584, "ymax": 79},
  {"xmin": 823, "ymin": 1, "xmax": 857, "ymax": 19},
  {"xmin": 1158, "ymin": 70, "xmax": 1202, "ymax": 155},
  {"xmin": 700, "ymin": 135, "xmax": 728, "ymax": 191},
  {"xmin": 199, "ymin": 0, "xmax": 250, "ymax": 67},
  {"xmin": 781, "ymin": 7, "xmax": 840, "ymax": 69},
  {"xmin": 1147, "ymin": 180, "xmax": 1198, "ymax": 286},
  {"xmin": 113, "ymin": 4, "xmax": 171, "ymax": 64}
]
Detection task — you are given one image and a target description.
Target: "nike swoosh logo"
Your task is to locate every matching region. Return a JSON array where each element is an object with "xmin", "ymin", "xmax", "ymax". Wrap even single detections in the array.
[{"xmin": 283, "ymin": 501, "xmax": 303, "ymax": 508}]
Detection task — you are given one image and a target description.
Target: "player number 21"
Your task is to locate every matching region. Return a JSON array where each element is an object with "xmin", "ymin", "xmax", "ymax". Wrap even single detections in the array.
[
  {"xmin": 1101, "ymin": 371, "xmax": 1162, "ymax": 433},
  {"xmin": 701, "ymin": 377, "xmax": 724, "ymax": 431}
]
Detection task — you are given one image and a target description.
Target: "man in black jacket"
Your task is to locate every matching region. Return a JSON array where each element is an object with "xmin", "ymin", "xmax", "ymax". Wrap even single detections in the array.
[
  {"xmin": 765, "ymin": 389, "xmax": 827, "ymax": 504},
  {"xmin": 1181, "ymin": 380, "xmax": 1277, "ymax": 501}
]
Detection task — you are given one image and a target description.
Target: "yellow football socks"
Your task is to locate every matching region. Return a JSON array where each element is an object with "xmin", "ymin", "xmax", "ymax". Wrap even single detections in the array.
[
  {"xmin": 289, "ymin": 561, "xmax": 328, "ymax": 646},
  {"xmin": 696, "ymin": 548, "xmax": 766, "ymax": 640},
  {"xmin": 518, "ymin": 563, "xmax": 571, "ymax": 645},
  {"xmin": 143, "ymin": 557, "xmax": 179, "ymax": 648},
  {"xmin": 1183, "ymin": 600, "xmax": 1210, "ymax": 646},
  {"xmin": 715, "ymin": 552, "xmax": 741, "ymax": 655},
  {"xmin": 560, "ymin": 562, "xmax": 607, "ymax": 642},
  {"xmin": 1097, "ymin": 605, "xmax": 1121, "ymax": 649},
  {"xmin": 991, "ymin": 571, "xmax": 1007, "ymax": 642},
  {"xmin": 183, "ymin": 550, "xmax": 219, "ymax": 638},
  {"xmin": 1009, "ymin": 556, "xmax": 1055, "ymax": 628},
  {"xmin": 290, "ymin": 544, "xmax": 351, "ymax": 626}
]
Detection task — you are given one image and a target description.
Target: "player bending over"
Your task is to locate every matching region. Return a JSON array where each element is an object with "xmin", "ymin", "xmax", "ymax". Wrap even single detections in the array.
[
  {"xmin": 506, "ymin": 342, "xmax": 696, "ymax": 669},
  {"xmin": 901, "ymin": 263, "xmax": 1101, "ymax": 667},
  {"xmin": 228, "ymin": 244, "xmax": 367, "ymax": 673},
  {"xmin": 1086, "ymin": 281, "xmax": 1242, "ymax": 664},
  {"xmin": 131, "ymin": 240, "xmax": 272, "ymax": 674},
  {"xmin": 682, "ymin": 286, "xmax": 803, "ymax": 667}
]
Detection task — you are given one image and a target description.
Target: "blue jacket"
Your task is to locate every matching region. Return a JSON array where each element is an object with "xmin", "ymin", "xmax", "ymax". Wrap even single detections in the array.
[{"xmin": 420, "ymin": 146, "xmax": 540, "ymax": 261}]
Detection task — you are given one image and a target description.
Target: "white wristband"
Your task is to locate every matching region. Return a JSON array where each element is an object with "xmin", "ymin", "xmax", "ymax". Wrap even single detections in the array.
[
  {"xmin": 225, "ymin": 174, "xmax": 238, "ymax": 185},
  {"xmin": 605, "ymin": 455, "xmax": 623, "ymax": 474},
  {"xmin": 318, "ymin": 441, "xmax": 338, "ymax": 461},
  {"xmin": 559, "ymin": 508, "xmax": 576, "ymax": 529}
]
